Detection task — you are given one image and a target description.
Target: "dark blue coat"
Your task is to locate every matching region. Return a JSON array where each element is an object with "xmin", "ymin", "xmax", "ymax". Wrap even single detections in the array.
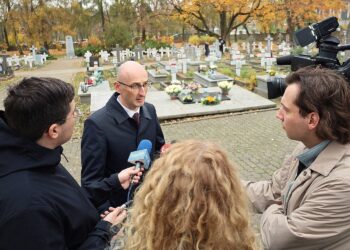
[
  {"xmin": 81, "ymin": 93, "xmax": 165, "ymax": 212},
  {"xmin": 0, "ymin": 112, "xmax": 111, "ymax": 250}
]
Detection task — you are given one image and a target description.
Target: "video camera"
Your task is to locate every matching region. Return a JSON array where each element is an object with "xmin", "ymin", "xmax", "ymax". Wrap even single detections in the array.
[{"xmin": 267, "ymin": 16, "xmax": 350, "ymax": 99}]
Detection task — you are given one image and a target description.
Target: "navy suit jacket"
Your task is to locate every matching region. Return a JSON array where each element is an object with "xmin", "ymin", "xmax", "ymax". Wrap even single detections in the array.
[{"xmin": 81, "ymin": 93, "xmax": 165, "ymax": 212}]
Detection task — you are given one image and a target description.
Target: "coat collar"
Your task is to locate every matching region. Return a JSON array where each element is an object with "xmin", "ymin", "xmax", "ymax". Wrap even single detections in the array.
[
  {"xmin": 309, "ymin": 141, "xmax": 349, "ymax": 176},
  {"xmin": 105, "ymin": 92, "xmax": 152, "ymax": 125}
]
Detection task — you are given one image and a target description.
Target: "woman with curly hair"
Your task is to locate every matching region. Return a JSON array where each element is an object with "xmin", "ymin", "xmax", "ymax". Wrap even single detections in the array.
[{"xmin": 123, "ymin": 140, "xmax": 257, "ymax": 250}]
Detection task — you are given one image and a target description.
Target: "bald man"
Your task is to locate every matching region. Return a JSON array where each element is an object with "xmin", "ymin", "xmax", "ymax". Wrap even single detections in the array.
[{"xmin": 81, "ymin": 61, "xmax": 165, "ymax": 212}]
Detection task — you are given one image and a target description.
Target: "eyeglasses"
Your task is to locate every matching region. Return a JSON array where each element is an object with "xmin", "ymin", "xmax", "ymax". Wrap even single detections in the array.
[{"xmin": 118, "ymin": 81, "xmax": 150, "ymax": 91}]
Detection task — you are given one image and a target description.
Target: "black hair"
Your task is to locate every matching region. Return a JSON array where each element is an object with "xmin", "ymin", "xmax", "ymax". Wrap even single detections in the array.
[{"xmin": 4, "ymin": 77, "xmax": 75, "ymax": 141}]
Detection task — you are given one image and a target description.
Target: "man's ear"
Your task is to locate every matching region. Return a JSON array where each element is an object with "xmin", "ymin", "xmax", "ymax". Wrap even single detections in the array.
[
  {"xmin": 46, "ymin": 123, "xmax": 60, "ymax": 139},
  {"xmin": 114, "ymin": 82, "xmax": 121, "ymax": 93},
  {"xmin": 308, "ymin": 112, "xmax": 320, "ymax": 130}
]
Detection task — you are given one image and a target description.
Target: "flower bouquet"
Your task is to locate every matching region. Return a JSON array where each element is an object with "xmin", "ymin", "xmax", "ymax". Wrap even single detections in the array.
[
  {"xmin": 187, "ymin": 82, "xmax": 201, "ymax": 94},
  {"xmin": 218, "ymin": 81, "xmax": 233, "ymax": 95},
  {"xmin": 201, "ymin": 95, "xmax": 220, "ymax": 105},
  {"xmin": 165, "ymin": 84, "xmax": 183, "ymax": 100},
  {"xmin": 179, "ymin": 94, "xmax": 194, "ymax": 103}
]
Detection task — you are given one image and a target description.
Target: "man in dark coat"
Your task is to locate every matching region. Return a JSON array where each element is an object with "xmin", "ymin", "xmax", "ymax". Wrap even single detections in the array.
[
  {"xmin": 219, "ymin": 37, "xmax": 225, "ymax": 55},
  {"xmin": 81, "ymin": 61, "xmax": 165, "ymax": 212},
  {"xmin": 0, "ymin": 77, "xmax": 140, "ymax": 249}
]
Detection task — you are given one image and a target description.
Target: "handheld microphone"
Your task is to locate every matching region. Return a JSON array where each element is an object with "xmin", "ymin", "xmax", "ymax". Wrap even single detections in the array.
[
  {"xmin": 127, "ymin": 139, "xmax": 152, "ymax": 170},
  {"xmin": 127, "ymin": 140, "xmax": 152, "ymax": 203}
]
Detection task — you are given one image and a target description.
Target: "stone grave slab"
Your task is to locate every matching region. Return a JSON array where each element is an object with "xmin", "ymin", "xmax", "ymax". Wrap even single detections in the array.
[
  {"xmin": 148, "ymin": 69, "xmax": 169, "ymax": 83},
  {"xmin": 194, "ymin": 72, "xmax": 233, "ymax": 87},
  {"xmin": 90, "ymin": 85, "xmax": 276, "ymax": 120},
  {"xmin": 78, "ymin": 80, "xmax": 111, "ymax": 104}
]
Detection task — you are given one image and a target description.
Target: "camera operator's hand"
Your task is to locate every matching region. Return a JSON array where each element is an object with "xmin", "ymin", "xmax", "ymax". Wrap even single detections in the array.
[{"xmin": 118, "ymin": 166, "xmax": 143, "ymax": 189}]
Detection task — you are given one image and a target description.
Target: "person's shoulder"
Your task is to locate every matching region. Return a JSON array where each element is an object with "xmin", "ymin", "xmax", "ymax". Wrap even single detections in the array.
[
  {"xmin": 144, "ymin": 102, "xmax": 155, "ymax": 109},
  {"xmin": 143, "ymin": 102, "xmax": 157, "ymax": 116},
  {"xmin": 0, "ymin": 171, "xmax": 51, "ymax": 212}
]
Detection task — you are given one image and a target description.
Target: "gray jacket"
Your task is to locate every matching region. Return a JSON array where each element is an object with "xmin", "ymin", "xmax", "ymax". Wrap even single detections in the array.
[{"xmin": 244, "ymin": 141, "xmax": 350, "ymax": 250}]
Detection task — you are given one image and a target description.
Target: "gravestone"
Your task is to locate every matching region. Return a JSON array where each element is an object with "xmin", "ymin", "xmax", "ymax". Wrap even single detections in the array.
[
  {"xmin": 134, "ymin": 45, "xmax": 143, "ymax": 61},
  {"xmin": 0, "ymin": 54, "xmax": 13, "ymax": 76},
  {"xmin": 233, "ymin": 58, "xmax": 246, "ymax": 76},
  {"xmin": 89, "ymin": 56, "xmax": 100, "ymax": 67},
  {"xmin": 112, "ymin": 44, "xmax": 122, "ymax": 62},
  {"xmin": 265, "ymin": 34, "xmax": 273, "ymax": 55},
  {"xmin": 30, "ymin": 45, "xmax": 37, "ymax": 58},
  {"xmin": 99, "ymin": 50, "xmax": 110, "ymax": 62},
  {"xmin": 194, "ymin": 71, "xmax": 233, "ymax": 87},
  {"xmin": 84, "ymin": 51, "xmax": 92, "ymax": 64},
  {"xmin": 165, "ymin": 47, "xmax": 171, "ymax": 58},
  {"xmin": 170, "ymin": 62, "xmax": 178, "ymax": 83},
  {"xmin": 65, "ymin": 36, "xmax": 75, "ymax": 59}
]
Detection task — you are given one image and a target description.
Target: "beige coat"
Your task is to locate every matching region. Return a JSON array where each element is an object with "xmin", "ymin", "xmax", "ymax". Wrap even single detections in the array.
[{"xmin": 244, "ymin": 141, "xmax": 350, "ymax": 250}]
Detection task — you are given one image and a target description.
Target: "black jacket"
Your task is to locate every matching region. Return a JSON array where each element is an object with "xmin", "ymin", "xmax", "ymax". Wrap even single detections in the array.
[
  {"xmin": 0, "ymin": 111, "xmax": 110, "ymax": 250},
  {"xmin": 81, "ymin": 93, "xmax": 165, "ymax": 212}
]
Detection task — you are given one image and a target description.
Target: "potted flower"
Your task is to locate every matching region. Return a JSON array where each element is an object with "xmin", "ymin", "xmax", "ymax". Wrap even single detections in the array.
[
  {"xmin": 165, "ymin": 84, "xmax": 183, "ymax": 100},
  {"xmin": 218, "ymin": 81, "xmax": 233, "ymax": 96},
  {"xmin": 201, "ymin": 95, "xmax": 220, "ymax": 105},
  {"xmin": 187, "ymin": 82, "xmax": 201, "ymax": 94}
]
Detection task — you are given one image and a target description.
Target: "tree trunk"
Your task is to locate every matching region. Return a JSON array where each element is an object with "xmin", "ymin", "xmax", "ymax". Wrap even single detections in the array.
[
  {"xmin": 3, "ymin": 26, "xmax": 10, "ymax": 49},
  {"xmin": 286, "ymin": 12, "xmax": 294, "ymax": 45},
  {"xmin": 219, "ymin": 11, "xmax": 228, "ymax": 43},
  {"xmin": 142, "ymin": 27, "xmax": 146, "ymax": 41},
  {"xmin": 13, "ymin": 28, "xmax": 23, "ymax": 55},
  {"xmin": 98, "ymin": 0, "xmax": 105, "ymax": 32}
]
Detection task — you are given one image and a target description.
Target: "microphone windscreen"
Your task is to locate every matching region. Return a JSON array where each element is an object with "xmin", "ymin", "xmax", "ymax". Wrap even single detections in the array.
[{"xmin": 137, "ymin": 139, "xmax": 152, "ymax": 154}]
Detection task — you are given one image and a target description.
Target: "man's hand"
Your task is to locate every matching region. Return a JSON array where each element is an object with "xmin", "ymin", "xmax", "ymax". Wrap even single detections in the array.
[
  {"xmin": 118, "ymin": 166, "xmax": 143, "ymax": 189},
  {"xmin": 102, "ymin": 207, "xmax": 127, "ymax": 225}
]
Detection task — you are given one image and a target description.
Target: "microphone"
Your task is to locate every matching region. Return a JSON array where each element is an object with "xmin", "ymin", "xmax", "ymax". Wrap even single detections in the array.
[
  {"xmin": 128, "ymin": 139, "xmax": 152, "ymax": 170},
  {"xmin": 127, "ymin": 140, "xmax": 152, "ymax": 203}
]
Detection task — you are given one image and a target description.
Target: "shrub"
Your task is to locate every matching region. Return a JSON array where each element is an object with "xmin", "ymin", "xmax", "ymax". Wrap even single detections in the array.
[
  {"xmin": 188, "ymin": 35, "xmax": 216, "ymax": 45},
  {"xmin": 240, "ymin": 66, "xmax": 256, "ymax": 80},
  {"xmin": 75, "ymin": 45, "xmax": 102, "ymax": 57},
  {"xmin": 142, "ymin": 39, "xmax": 171, "ymax": 49},
  {"xmin": 88, "ymin": 35, "xmax": 103, "ymax": 47},
  {"xmin": 217, "ymin": 67, "xmax": 235, "ymax": 78}
]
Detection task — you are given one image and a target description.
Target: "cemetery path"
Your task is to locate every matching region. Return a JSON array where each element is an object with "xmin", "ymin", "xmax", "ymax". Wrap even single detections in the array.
[{"xmin": 15, "ymin": 57, "xmax": 85, "ymax": 83}]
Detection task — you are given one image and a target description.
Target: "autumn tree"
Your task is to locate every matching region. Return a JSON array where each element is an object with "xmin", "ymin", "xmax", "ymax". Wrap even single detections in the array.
[
  {"xmin": 169, "ymin": 0, "xmax": 262, "ymax": 44},
  {"xmin": 254, "ymin": 0, "xmax": 345, "ymax": 42}
]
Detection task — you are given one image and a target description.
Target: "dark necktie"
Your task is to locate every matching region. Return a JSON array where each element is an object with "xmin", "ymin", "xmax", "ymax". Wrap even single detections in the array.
[{"xmin": 132, "ymin": 112, "xmax": 140, "ymax": 127}]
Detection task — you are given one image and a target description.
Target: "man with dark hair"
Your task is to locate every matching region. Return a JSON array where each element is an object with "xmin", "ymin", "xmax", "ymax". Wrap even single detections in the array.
[
  {"xmin": 81, "ymin": 61, "xmax": 165, "ymax": 213},
  {"xmin": 244, "ymin": 67, "xmax": 350, "ymax": 249},
  {"xmin": 0, "ymin": 77, "xmax": 141, "ymax": 249}
]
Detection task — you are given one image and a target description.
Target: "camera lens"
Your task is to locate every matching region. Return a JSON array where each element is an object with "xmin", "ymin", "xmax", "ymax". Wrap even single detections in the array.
[{"xmin": 267, "ymin": 76, "xmax": 286, "ymax": 99}]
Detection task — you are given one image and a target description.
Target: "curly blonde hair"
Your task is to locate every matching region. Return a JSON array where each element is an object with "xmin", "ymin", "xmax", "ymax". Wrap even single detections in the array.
[{"xmin": 124, "ymin": 140, "xmax": 257, "ymax": 250}]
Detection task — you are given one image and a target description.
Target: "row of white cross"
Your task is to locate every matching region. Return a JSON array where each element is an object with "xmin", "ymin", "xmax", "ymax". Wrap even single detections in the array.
[{"xmin": 1, "ymin": 53, "xmax": 48, "ymax": 69}]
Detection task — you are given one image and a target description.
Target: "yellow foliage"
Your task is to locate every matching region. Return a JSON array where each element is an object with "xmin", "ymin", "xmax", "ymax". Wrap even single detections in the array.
[
  {"xmin": 255, "ymin": 0, "xmax": 345, "ymax": 33},
  {"xmin": 189, "ymin": 35, "xmax": 200, "ymax": 45},
  {"xmin": 88, "ymin": 35, "xmax": 102, "ymax": 47},
  {"xmin": 160, "ymin": 36, "xmax": 174, "ymax": 44},
  {"xmin": 189, "ymin": 35, "xmax": 216, "ymax": 45}
]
